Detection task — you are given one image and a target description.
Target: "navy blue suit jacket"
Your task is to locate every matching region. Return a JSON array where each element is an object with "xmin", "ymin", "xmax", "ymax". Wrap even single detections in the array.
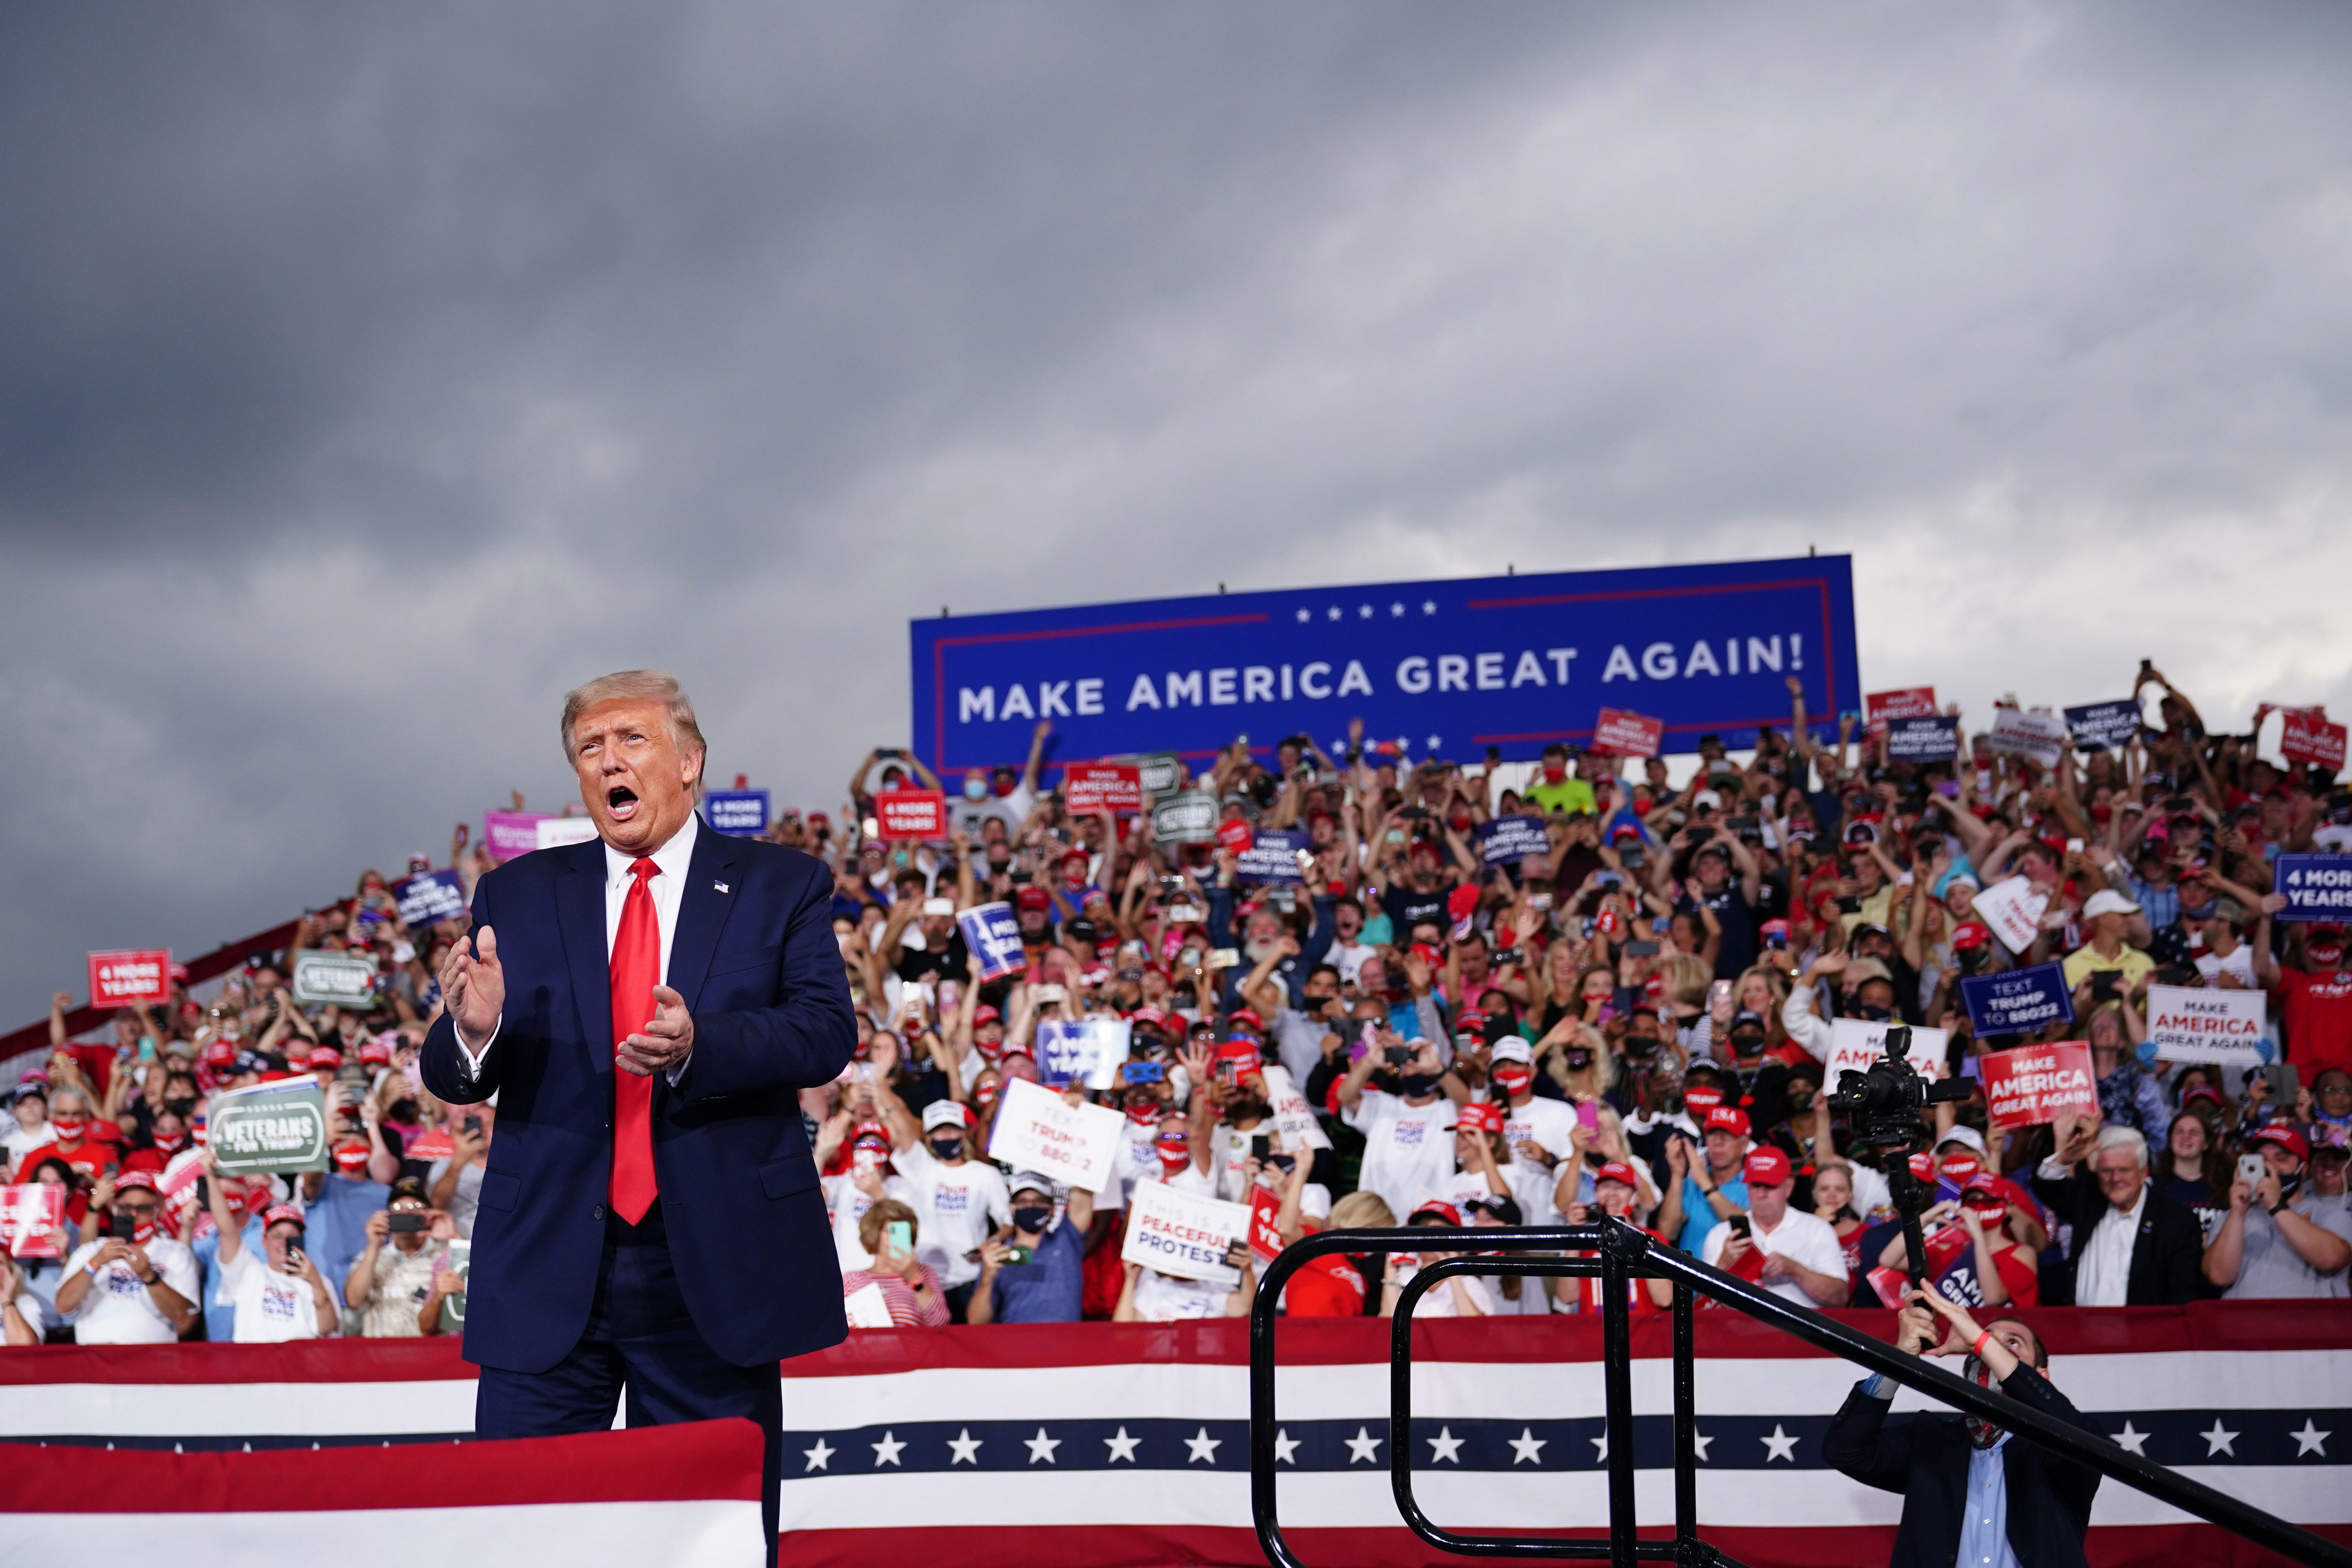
[{"xmin": 420, "ymin": 819, "xmax": 857, "ymax": 1373}]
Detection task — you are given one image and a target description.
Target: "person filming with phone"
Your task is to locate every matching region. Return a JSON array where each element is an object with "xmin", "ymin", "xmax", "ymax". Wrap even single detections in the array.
[
  {"xmin": 202, "ymin": 1147, "xmax": 335, "ymax": 1342},
  {"xmin": 1824, "ymin": 1287, "xmax": 2101, "ymax": 1568},
  {"xmin": 345, "ymin": 1176, "xmax": 461, "ymax": 1337}
]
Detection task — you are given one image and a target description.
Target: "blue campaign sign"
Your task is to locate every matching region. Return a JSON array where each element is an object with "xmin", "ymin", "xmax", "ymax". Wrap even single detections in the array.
[
  {"xmin": 704, "ymin": 789, "xmax": 769, "ymax": 837},
  {"xmin": 910, "ymin": 555, "xmax": 1859, "ymax": 772},
  {"xmin": 1036, "ymin": 1018, "xmax": 1129, "ymax": 1090},
  {"xmin": 392, "ymin": 868, "xmax": 466, "ymax": 930},
  {"xmin": 2065, "ymin": 700, "xmax": 2143, "ymax": 752},
  {"xmin": 1236, "ymin": 828, "xmax": 1308, "ymax": 884},
  {"xmin": 1479, "ymin": 814, "xmax": 1552, "ymax": 866},
  {"xmin": 2275, "ymin": 854, "xmax": 2352, "ymax": 923},
  {"xmin": 956, "ymin": 901, "xmax": 1028, "ymax": 980},
  {"xmin": 1960, "ymin": 961, "xmax": 2075, "ymax": 1038}
]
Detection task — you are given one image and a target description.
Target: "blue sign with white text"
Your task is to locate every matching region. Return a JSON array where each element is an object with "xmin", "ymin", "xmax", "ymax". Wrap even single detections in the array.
[
  {"xmin": 704, "ymin": 789, "xmax": 769, "ymax": 837},
  {"xmin": 2275, "ymin": 854, "xmax": 2352, "ymax": 923},
  {"xmin": 909, "ymin": 557, "xmax": 1859, "ymax": 772},
  {"xmin": 1960, "ymin": 962, "xmax": 2075, "ymax": 1038}
]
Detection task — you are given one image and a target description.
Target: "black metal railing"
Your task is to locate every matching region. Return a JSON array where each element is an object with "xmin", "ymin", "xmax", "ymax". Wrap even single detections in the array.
[{"xmin": 1249, "ymin": 1219, "xmax": 2350, "ymax": 1568}]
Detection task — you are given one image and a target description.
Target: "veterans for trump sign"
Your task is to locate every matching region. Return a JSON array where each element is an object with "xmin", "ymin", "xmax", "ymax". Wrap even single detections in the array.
[
  {"xmin": 911, "ymin": 556, "xmax": 1860, "ymax": 771},
  {"xmin": 2144, "ymin": 985, "xmax": 2267, "ymax": 1065},
  {"xmin": 208, "ymin": 1079, "xmax": 330, "ymax": 1175},
  {"xmin": 1978, "ymin": 1043, "xmax": 2099, "ymax": 1131}
]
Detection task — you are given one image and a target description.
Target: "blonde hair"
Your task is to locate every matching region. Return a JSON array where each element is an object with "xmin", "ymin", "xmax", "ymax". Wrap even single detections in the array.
[
  {"xmin": 1664, "ymin": 952, "xmax": 1713, "ymax": 1011},
  {"xmin": 1327, "ymin": 1192, "xmax": 1396, "ymax": 1230},
  {"xmin": 560, "ymin": 670, "xmax": 708, "ymax": 764}
]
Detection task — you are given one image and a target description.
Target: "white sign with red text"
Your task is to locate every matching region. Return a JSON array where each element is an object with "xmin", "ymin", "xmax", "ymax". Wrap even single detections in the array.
[
  {"xmin": 1971, "ymin": 875, "xmax": 2051, "ymax": 954},
  {"xmin": 985, "ymin": 1077, "xmax": 1122, "ymax": 1193},
  {"xmin": 1259, "ymin": 1065, "xmax": 1332, "ymax": 1152},
  {"xmin": 1827, "ymin": 1019, "xmax": 1948, "ymax": 1086},
  {"xmin": 1122, "ymin": 1176, "xmax": 1251, "ymax": 1287},
  {"xmin": 1986, "ymin": 708, "xmax": 2068, "ymax": 769},
  {"xmin": 2144, "ymin": 984, "xmax": 2267, "ymax": 1065}
]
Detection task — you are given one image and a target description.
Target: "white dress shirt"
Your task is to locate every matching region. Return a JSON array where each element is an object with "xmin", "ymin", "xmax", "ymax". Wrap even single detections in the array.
[
  {"xmin": 456, "ymin": 813, "xmax": 700, "ymax": 1078},
  {"xmin": 2073, "ymin": 1182, "xmax": 2145, "ymax": 1308}
]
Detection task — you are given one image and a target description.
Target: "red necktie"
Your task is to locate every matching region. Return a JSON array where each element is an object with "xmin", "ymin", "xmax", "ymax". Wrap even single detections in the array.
[{"xmin": 609, "ymin": 856, "xmax": 661, "ymax": 1223}]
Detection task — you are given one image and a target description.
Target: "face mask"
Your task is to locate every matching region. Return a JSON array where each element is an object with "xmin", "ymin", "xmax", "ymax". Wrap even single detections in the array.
[
  {"xmin": 389, "ymin": 1098, "xmax": 419, "ymax": 1122},
  {"xmin": 964, "ymin": 777, "xmax": 989, "ymax": 801},
  {"xmin": 1730, "ymin": 1033, "xmax": 1766, "ymax": 1058},
  {"xmin": 1157, "ymin": 1142, "xmax": 1191, "ymax": 1169},
  {"xmin": 1565, "ymin": 1048, "xmax": 1594, "ymax": 1070},
  {"xmin": 1012, "ymin": 1205, "xmax": 1054, "ymax": 1235},
  {"xmin": 51, "ymin": 1115, "xmax": 88, "ymax": 1141},
  {"xmin": 151, "ymin": 1131, "xmax": 187, "ymax": 1154},
  {"xmin": 1400, "ymin": 1073, "xmax": 1439, "ymax": 1098},
  {"xmin": 1856, "ymin": 1004, "xmax": 1892, "ymax": 1023},
  {"xmin": 1542, "ymin": 764, "xmax": 1566, "ymax": 783},
  {"xmin": 927, "ymin": 1136, "xmax": 964, "ymax": 1162},
  {"xmin": 164, "ymin": 1096, "xmax": 197, "ymax": 1119},
  {"xmin": 1493, "ymin": 1066, "xmax": 1533, "ymax": 1097}
]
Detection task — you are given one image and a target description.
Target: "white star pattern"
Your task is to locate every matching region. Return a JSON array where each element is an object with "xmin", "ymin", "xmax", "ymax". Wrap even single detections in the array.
[
  {"xmin": 1691, "ymin": 1431, "xmax": 1714, "ymax": 1462},
  {"xmin": 1422, "ymin": 600, "xmax": 1437, "ymax": 614},
  {"xmin": 946, "ymin": 1428, "xmax": 982, "ymax": 1465},
  {"xmin": 1590, "ymin": 1432, "xmax": 1609, "ymax": 1463},
  {"xmin": 2110, "ymin": 1422, "xmax": 2148, "ymax": 1456},
  {"xmin": 1426, "ymin": 735, "xmax": 1442, "ymax": 752},
  {"xmin": 1330, "ymin": 737, "xmax": 1347, "ymax": 753},
  {"xmin": 1393, "ymin": 735, "xmax": 1410, "ymax": 752},
  {"xmin": 1025, "ymin": 1427, "xmax": 1062, "ymax": 1464},
  {"xmin": 1390, "ymin": 602, "xmax": 1405, "ymax": 616},
  {"xmin": 1103, "ymin": 1427, "xmax": 1140, "ymax": 1464},
  {"xmin": 1359, "ymin": 604, "xmax": 1374, "ymax": 618},
  {"xmin": 2291, "ymin": 1420, "xmax": 2330, "ymax": 1457},
  {"xmin": 871, "ymin": 1431, "xmax": 905, "ymax": 1467},
  {"xmin": 1272, "ymin": 1428, "xmax": 1300, "ymax": 1465},
  {"xmin": 2200, "ymin": 1420, "xmax": 2238, "ymax": 1458},
  {"xmin": 1509, "ymin": 1428, "xmax": 1547, "ymax": 1465},
  {"xmin": 1185, "ymin": 1426, "xmax": 1223, "ymax": 1464},
  {"xmin": 1327, "ymin": 606, "xmax": 1342, "ymax": 622},
  {"xmin": 1295, "ymin": 607, "xmax": 1311, "ymax": 623},
  {"xmin": 802, "ymin": 1438, "xmax": 834, "ymax": 1473},
  {"xmin": 1760, "ymin": 1424, "xmax": 1799, "ymax": 1463},
  {"xmin": 1427, "ymin": 1427, "xmax": 1464, "ymax": 1464},
  {"xmin": 1345, "ymin": 1426, "xmax": 1383, "ymax": 1464}
]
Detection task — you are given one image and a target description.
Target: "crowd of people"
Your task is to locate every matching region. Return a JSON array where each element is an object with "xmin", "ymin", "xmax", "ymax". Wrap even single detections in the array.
[{"xmin": 4, "ymin": 666, "xmax": 2348, "ymax": 1344}]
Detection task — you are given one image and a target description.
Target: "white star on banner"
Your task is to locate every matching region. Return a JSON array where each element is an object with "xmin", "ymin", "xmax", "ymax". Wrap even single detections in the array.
[
  {"xmin": 2111, "ymin": 1422, "xmax": 2148, "ymax": 1456},
  {"xmin": 1272, "ymin": 1428, "xmax": 1300, "ymax": 1465},
  {"xmin": 1345, "ymin": 1426, "xmax": 1383, "ymax": 1464},
  {"xmin": 1426, "ymin": 735, "xmax": 1442, "ymax": 752},
  {"xmin": 2291, "ymin": 1420, "xmax": 2330, "ymax": 1457},
  {"xmin": 1104, "ymin": 1427, "xmax": 1140, "ymax": 1464},
  {"xmin": 1359, "ymin": 604, "xmax": 1374, "ymax": 618},
  {"xmin": 802, "ymin": 1438, "xmax": 833, "ymax": 1472},
  {"xmin": 1692, "ymin": 1432, "xmax": 1714, "ymax": 1462},
  {"xmin": 1422, "ymin": 600, "xmax": 1438, "ymax": 614},
  {"xmin": 1393, "ymin": 736, "xmax": 1410, "ymax": 752},
  {"xmin": 1185, "ymin": 1426, "xmax": 1223, "ymax": 1464},
  {"xmin": 1509, "ymin": 1428, "xmax": 1547, "ymax": 1465},
  {"xmin": 1026, "ymin": 1428, "xmax": 1061, "ymax": 1464},
  {"xmin": 1295, "ymin": 607, "xmax": 1311, "ymax": 622},
  {"xmin": 1327, "ymin": 606, "xmax": 1343, "ymax": 621},
  {"xmin": 1428, "ymin": 1428, "xmax": 1464, "ymax": 1464},
  {"xmin": 1590, "ymin": 1433, "xmax": 1609, "ymax": 1463},
  {"xmin": 1391, "ymin": 602, "xmax": 1405, "ymax": 616},
  {"xmin": 946, "ymin": 1429, "xmax": 982, "ymax": 1465},
  {"xmin": 1330, "ymin": 737, "xmax": 1347, "ymax": 753},
  {"xmin": 871, "ymin": 1431, "xmax": 905, "ymax": 1467},
  {"xmin": 1761, "ymin": 1425, "xmax": 1799, "ymax": 1463},
  {"xmin": 2200, "ymin": 1420, "xmax": 2238, "ymax": 1458}
]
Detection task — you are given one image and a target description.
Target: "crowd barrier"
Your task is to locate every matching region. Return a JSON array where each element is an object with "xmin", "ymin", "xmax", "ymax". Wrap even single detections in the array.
[
  {"xmin": 0, "ymin": 1418, "xmax": 769, "ymax": 1567},
  {"xmin": 1, "ymin": 1304, "xmax": 2345, "ymax": 1568}
]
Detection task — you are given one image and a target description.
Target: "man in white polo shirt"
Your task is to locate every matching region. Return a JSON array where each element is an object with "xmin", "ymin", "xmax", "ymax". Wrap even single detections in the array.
[
  {"xmin": 1704, "ymin": 1147, "xmax": 1848, "ymax": 1307},
  {"xmin": 55, "ymin": 1171, "xmax": 199, "ymax": 1344}
]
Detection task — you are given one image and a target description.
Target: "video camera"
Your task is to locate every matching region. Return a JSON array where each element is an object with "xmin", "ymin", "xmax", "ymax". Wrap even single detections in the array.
[{"xmin": 1826, "ymin": 1025, "xmax": 1976, "ymax": 1284}]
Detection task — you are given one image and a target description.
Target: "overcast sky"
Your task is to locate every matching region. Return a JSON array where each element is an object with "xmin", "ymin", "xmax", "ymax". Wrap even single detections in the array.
[{"xmin": 5, "ymin": 2, "xmax": 2350, "ymax": 1019}]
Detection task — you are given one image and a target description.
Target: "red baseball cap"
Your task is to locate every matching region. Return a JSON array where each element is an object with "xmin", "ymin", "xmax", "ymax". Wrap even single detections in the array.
[
  {"xmin": 358, "ymin": 1037, "xmax": 393, "ymax": 1066},
  {"xmin": 113, "ymin": 1171, "xmax": 161, "ymax": 1196},
  {"xmin": 1017, "ymin": 887, "xmax": 1052, "ymax": 913},
  {"xmin": 1949, "ymin": 921, "xmax": 1994, "ymax": 952},
  {"xmin": 1593, "ymin": 1161, "xmax": 1640, "ymax": 1189},
  {"xmin": 1228, "ymin": 1008, "xmax": 1263, "ymax": 1033},
  {"xmin": 1742, "ymin": 1147, "xmax": 1791, "ymax": 1187},
  {"xmin": 260, "ymin": 1204, "xmax": 306, "ymax": 1231},
  {"xmin": 2248, "ymin": 1124, "xmax": 2311, "ymax": 1163},
  {"xmin": 307, "ymin": 1046, "xmax": 344, "ymax": 1069},
  {"xmin": 1704, "ymin": 1106, "xmax": 1751, "ymax": 1139},
  {"xmin": 1457, "ymin": 1102, "xmax": 1505, "ymax": 1135},
  {"xmin": 1410, "ymin": 1200, "xmax": 1463, "ymax": 1227},
  {"xmin": 1961, "ymin": 1175, "xmax": 2009, "ymax": 1214},
  {"xmin": 971, "ymin": 1004, "xmax": 1002, "ymax": 1026},
  {"xmin": 1455, "ymin": 1007, "xmax": 1487, "ymax": 1032}
]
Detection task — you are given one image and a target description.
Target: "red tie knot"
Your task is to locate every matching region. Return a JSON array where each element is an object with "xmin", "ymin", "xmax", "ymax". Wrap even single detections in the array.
[{"xmin": 629, "ymin": 857, "xmax": 659, "ymax": 885}]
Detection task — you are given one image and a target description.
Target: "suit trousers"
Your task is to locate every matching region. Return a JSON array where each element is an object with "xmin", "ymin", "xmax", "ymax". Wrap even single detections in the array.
[{"xmin": 474, "ymin": 1199, "xmax": 784, "ymax": 1555}]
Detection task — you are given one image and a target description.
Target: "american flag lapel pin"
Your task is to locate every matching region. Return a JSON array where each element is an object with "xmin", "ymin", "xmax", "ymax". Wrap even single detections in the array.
[{"xmin": 714, "ymin": 880, "xmax": 730, "ymax": 894}]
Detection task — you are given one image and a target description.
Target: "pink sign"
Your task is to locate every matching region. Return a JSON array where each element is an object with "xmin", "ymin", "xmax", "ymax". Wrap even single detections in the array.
[
  {"xmin": 0, "ymin": 1184, "xmax": 65, "ymax": 1258},
  {"xmin": 482, "ymin": 811, "xmax": 547, "ymax": 862}
]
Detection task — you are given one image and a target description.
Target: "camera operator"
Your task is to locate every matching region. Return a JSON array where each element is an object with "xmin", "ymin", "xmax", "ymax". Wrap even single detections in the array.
[
  {"xmin": 344, "ymin": 1176, "xmax": 459, "ymax": 1337},
  {"xmin": 1824, "ymin": 1287, "xmax": 2100, "ymax": 1568}
]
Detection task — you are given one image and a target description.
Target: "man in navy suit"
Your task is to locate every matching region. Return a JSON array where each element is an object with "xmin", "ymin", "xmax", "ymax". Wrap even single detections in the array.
[{"xmin": 421, "ymin": 669, "xmax": 856, "ymax": 1552}]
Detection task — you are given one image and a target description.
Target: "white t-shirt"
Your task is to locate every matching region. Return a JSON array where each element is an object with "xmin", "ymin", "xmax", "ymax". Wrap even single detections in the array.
[
  {"xmin": 1701, "ymin": 1208, "xmax": 1847, "ymax": 1307},
  {"xmin": 218, "ymin": 1245, "xmax": 325, "ymax": 1343},
  {"xmin": 7, "ymin": 1279, "xmax": 50, "ymax": 1338},
  {"xmin": 63, "ymin": 1237, "xmax": 199, "ymax": 1345},
  {"xmin": 893, "ymin": 1145, "xmax": 1010, "ymax": 1290},
  {"xmin": 1436, "ymin": 1162, "xmax": 1561, "ymax": 1228},
  {"xmin": 3, "ymin": 1118, "xmax": 49, "ymax": 1170},
  {"xmin": 1500, "ymin": 1094, "xmax": 1581, "ymax": 1172},
  {"xmin": 2195, "ymin": 944, "xmax": 2257, "ymax": 990},
  {"xmin": 823, "ymin": 1171, "xmax": 920, "ymax": 1271},
  {"xmin": 1342, "ymin": 1090, "xmax": 1459, "ymax": 1218},
  {"xmin": 1326, "ymin": 940, "xmax": 1378, "ymax": 986},
  {"xmin": 1392, "ymin": 1259, "xmax": 1497, "ymax": 1318}
]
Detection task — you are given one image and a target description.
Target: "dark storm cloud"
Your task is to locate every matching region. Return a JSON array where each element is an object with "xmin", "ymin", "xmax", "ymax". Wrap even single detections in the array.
[{"xmin": 2, "ymin": 1, "xmax": 2350, "ymax": 1016}]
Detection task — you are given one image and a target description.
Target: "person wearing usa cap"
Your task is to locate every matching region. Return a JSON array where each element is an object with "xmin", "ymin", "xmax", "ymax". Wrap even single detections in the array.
[
  {"xmin": 1657, "ymin": 1103, "xmax": 1752, "ymax": 1253},
  {"xmin": 420, "ymin": 672, "xmax": 856, "ymax": 1551},
  {"xmin": 1701, "ymin": 1146, "xmax": 1846, "ymax": 1307},
  {"xmin": 198, "ymin": 1150, "xmax": 335, "ymax": 1342},
  {"xmin": 2204, "ymin": 1124, "xmax": 2352, "ymax": 1298}
]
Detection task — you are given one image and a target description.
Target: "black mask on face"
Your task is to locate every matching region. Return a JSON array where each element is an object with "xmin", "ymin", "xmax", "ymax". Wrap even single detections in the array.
[
  {"xmin": 164, "ymin": 1096, "xmax": 198, "ymax": 1119},
  {"xmin": 1399, "ymin": 1073, "xmax": 1440, "ymax": 1098},
  {"xmin": 1730, "ymin": 1032, "xmax": 1766, "ymax": 1059},
  {"xmin": 1011, "ymin": 1204, "xmax": 1054, "ymax": 1235},
  {"xmin": 1565, "ymin": 1047, "xmax": 1594, "ymax": 1070},
  {"xmin": 388, "ymin": 1099, "xmax": 418, "ymax": 1122},
  {"xmin": 928, "ymin": 1136, "xmax": 964, "ymax": 1162},
  {"xmin": 1856, "ymin": 1003, "xmax": 1892, "ymax": 1023}
]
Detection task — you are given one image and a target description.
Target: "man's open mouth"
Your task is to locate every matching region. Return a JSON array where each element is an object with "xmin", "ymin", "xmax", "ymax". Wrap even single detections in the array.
[{"xmin": 606, "ymin": 785, "xmax": 640, "ymax": 820}]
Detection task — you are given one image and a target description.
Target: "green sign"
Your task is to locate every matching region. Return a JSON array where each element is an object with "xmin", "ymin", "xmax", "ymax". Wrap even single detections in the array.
[
  {"xmin": 1129, "ymin": 752, "xmax": 1185, "ymax": 803},
  {"xmin": 293, "ymin": 950, "xmax": 379, "ymax": 1007},
  {"xmin": 438, "ymin": 1238, "xmax": 471, "ymax": 1334},
  {"xmin": 208, "ymin": 1079, "xmax": 330, "ymax": 1174},
  {"xmin": 1150, "ymin": 790, "xmax": 1218, "ymax": 846}
]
